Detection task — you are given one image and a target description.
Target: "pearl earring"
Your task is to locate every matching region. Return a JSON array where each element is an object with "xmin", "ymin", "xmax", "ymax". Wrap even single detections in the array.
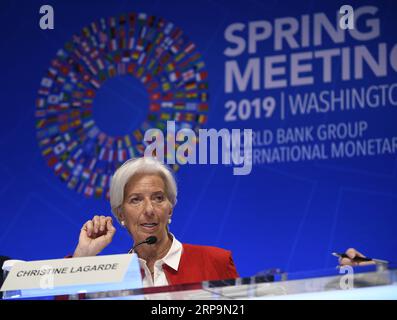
[
  {"xmin": 121, "ymin": 221, "xmax": 125, "ymax": 226},
  {"xmin": 168, "ymin": 218, "xmax": 172, "ymax": 224}
]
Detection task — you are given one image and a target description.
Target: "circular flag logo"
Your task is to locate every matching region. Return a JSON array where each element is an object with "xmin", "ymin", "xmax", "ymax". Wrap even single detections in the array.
[{"xmin": 35, "ymin": 13, "xmax": 209, "ymax": 199}]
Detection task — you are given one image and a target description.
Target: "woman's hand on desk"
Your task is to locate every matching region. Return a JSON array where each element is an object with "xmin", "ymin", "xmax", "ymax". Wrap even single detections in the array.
[{"xmin": 338, "ymin": 248, "xmax": 376, "ymax": 266}]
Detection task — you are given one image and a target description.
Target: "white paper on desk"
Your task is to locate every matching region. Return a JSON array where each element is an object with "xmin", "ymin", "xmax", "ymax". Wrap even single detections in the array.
[{"xmin": 1, "ymin": 254, "xmax": 141, "ymax": 298}]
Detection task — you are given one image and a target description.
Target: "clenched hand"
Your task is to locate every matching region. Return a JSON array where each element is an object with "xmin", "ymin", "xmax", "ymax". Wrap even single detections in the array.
[{"xmin": 73, "ymin": 215, "xmax": 116, "ymax": 257}]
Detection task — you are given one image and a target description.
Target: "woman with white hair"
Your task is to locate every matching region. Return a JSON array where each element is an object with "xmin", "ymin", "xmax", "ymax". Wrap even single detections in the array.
[
  {"xmin": 72, "ymin": 157, "xmax": 374, "ymax": 287},
  {"xmin": 72, "ymin": 157, "xmax": 239, "ymax": 287}
]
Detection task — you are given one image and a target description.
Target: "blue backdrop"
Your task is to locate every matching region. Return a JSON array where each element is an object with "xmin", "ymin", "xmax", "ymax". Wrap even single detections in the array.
[{"xmin": 0, "ymin": 0, "xmax": 396, "ymax": 278}]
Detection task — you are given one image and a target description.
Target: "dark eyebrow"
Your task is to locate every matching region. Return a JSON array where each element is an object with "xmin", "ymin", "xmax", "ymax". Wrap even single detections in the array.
[
  {"xmin": 151, "ymin": 191, "xmax": 165, "ymax": 196},
  {"xmin": 125, "ymin": 192, "xmax": 141, "ymax": 199},
  {"xmin": 126, "ymin": 191, "xmax": 165, "ymax": 198}
]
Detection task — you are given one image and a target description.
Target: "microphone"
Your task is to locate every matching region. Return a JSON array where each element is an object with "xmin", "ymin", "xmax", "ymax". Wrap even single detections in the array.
[
  {"xmin": 145, "ymin": 236, "xmax": 157, "ymax": 245},
  {"xmin": 131, "ymin": 236, "xmax": 157, "ymax": 251}
]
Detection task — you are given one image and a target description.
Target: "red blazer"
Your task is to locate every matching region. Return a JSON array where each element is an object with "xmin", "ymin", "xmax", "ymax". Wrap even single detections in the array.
[
  {"xmin": 59, "ymin": 244, "xmax": 238, "ymax": 299},
  {"xmin": 65, "ymin": 244, "xmax": 239, "ymax": 286},
  {"xmin": 161, "ymin": 243, "xmax": 239, "ymax": 285}
]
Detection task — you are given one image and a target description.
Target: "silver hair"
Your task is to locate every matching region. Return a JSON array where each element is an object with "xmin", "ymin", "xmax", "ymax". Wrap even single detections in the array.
[{"xmin": 110, "ymin": 157, "xmax": 177, "ymax": 223}]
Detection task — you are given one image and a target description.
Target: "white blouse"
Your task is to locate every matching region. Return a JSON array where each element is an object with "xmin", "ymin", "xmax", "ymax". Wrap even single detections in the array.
[{"xmin": 131, "ymin": 235, "xmax": 183, "ymax": 287}]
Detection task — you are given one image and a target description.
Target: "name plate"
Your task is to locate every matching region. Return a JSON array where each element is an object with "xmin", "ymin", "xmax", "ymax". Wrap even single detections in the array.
[{"xmin": 1, "ymin": 254, "xmax": 142, "ymax": 299}]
